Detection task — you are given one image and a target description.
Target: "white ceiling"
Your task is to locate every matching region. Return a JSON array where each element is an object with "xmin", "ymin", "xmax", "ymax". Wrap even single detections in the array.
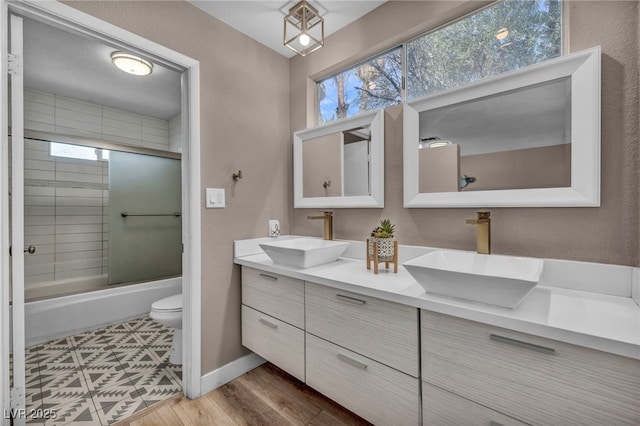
[
  {"xmin": 21, "ymin": 1, "xmax": 385, "ymax": 121},
  {"xmin": 23, "ymin": 17, "xmax": 182, "ymax": 120},
  {"xmin": 187, "ymin": 0, "xmax": 386, "ymax": 58}
]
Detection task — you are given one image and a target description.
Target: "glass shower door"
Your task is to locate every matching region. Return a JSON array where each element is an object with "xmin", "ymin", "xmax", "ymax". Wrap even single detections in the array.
[{"xmin": 108, "ymin": 151, "xmax": 182, "ymax": 285}]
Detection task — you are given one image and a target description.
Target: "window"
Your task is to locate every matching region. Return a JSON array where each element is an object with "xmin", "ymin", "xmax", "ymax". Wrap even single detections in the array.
[
  {"xmin": 317, "ymin": 47, "xmax": 402, "ymax": 124},
  {"xmin": 50, "ymin": 142, "xmax": 109, "ymax": 161},
  {"xmin": 407, "ymin": 0, "xmax": 562, "ymax": 99},
  {"xmin": 316, "ymin": 0, "xmax": 563, "ymax": 121}
]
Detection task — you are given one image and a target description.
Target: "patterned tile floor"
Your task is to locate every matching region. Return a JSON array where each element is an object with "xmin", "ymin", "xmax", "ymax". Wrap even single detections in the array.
[{"xmin": 23, "ymin": 316, "xmax": 182, "ymax": 425}]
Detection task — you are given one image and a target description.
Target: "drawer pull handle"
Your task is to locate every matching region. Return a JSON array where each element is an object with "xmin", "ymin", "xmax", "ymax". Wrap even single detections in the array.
[
  {"xmin": 336, "ymin": 353, "xmax": 368, "ymax": 370},
  {"xmin": 258, "ymin": 318, "xmax": 278, "ymax": 329},
  {"xmin": 490, "ymin": 422, "xmax": 504, "ymax": 426},
  {"xmin": 490, "ymin": 334, "xmax": 555, "ymax": 355},
  {"xmin": 259, "ymin": 273, "xmax": 278, "ymax": 281},
  {"xmin": 335, "ymin": 294, "xmax": 366, "ymax": 305}
]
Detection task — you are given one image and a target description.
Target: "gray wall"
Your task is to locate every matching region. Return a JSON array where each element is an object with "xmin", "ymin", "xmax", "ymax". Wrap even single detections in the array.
[{"xmin": 64, "ymin": 0, "xmax": 291, "ymax": 376}]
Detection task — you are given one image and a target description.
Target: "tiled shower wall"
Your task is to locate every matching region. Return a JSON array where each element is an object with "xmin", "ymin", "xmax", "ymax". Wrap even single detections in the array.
[{"xmin": 16, "ymin": 88, "xmax": 180, "ymax": 297}]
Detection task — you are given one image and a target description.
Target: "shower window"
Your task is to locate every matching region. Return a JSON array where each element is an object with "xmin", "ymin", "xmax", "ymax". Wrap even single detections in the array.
[{"xmin": 50, "ymin": 142, "xmax": 109, "ymax": 161}]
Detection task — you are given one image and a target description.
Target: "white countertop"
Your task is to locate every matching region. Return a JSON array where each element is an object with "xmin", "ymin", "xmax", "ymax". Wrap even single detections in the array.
[{"xmin": 234, "ymin": 238, "xmax": 640, "ymax": 360}]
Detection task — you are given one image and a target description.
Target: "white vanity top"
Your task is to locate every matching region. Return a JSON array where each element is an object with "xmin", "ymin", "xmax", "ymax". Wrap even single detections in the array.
[{"xmin": 234, "ymin": 236, "xmax": 640, "ymax": 360}]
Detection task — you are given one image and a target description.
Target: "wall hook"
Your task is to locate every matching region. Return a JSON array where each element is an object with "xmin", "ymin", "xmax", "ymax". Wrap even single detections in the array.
[
  {"xmin": 232, "ymin": 170, "xmax": 243, "ymax": 181},
  {"xmin": 322, "ymin": 180, "xmax": 331, "ymax": 189}
]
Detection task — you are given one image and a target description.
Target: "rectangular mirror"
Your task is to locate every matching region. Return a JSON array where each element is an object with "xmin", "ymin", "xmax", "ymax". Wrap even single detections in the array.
[
  {"xmin": 294, "ymin": 109, "xmax": 384, "ymax": 208},
  {"xmin": 404, "ymin": 46, "xmax": 600, "ymax": 208}
]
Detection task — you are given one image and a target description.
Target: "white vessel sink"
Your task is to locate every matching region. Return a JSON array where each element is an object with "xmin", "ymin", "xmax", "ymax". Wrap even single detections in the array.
[
  {"xmin": 403, "ymin": 250, "xmax": 544, "ymax": 308},
  {"xmin": 259, "ymin": 238, "xmax": 349, "ymax": 269}
]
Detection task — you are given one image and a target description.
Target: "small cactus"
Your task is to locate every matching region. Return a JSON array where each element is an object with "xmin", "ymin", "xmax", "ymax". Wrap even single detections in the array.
[{"xmin": 371, "ymin": 218, "xmax": 395, "ymax": 238}]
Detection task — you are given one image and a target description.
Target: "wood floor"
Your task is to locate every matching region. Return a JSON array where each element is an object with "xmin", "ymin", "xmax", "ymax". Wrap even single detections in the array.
[{"xmin": 116, "ymin": 363, "xmax": 371, "ymax": 426}]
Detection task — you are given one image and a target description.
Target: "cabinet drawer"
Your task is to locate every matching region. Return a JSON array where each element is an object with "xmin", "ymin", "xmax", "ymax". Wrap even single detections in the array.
[
  {"xmin": 242, "ymin": 305, "xmax": 304, "ymax": 381},
  {"xmin": 422, "ymin": 381, "xmax": 527, "ymax": 426},
  {"xmin": 306, "ymin": 282, "xmax": 419, "ymax": 377},
  {"xmin": 306, "ymin": 333, "xmax": 420, "ymax": 426},
  {"xmin": 421, "ymin": 310, "xmax": 640, "ymax": 425},
  {"xmin": 241, "ymin": 266, "xmax": 304, "ymax": 328}
]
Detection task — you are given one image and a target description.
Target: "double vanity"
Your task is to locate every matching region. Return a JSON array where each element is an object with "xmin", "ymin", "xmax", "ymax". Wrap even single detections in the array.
[{"xmin": 235, "ymin": 236, "xmax": 640, "ymax": 426}]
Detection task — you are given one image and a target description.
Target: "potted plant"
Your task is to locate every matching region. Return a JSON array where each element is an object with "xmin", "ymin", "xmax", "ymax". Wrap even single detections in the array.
[{"xmin": 367, "ymin": 218, "xmax": 398, "ymax": 273}]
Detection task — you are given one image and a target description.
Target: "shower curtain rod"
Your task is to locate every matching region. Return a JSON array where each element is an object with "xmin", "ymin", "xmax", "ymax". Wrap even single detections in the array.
[{"xmin": 12, "ymin": 128, "xmax": 182, "ymax": 160}]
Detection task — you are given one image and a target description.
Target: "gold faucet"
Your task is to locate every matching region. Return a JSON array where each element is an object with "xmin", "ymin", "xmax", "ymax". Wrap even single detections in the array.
[
  {"xmin": 465, "ymin": 211, "xmax": 491, "ymax": 254},
  {"xmin": 307, "ymin": 211, "xmax": 333, "ymax": 240}
]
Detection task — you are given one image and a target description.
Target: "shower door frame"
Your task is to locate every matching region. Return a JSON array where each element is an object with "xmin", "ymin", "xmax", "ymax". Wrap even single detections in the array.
[{"xmin": 0, "ymin": 0, "xmax": 203, "ymax": 418}]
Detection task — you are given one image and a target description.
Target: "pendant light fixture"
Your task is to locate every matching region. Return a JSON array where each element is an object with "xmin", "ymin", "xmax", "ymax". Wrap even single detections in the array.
[
  {"xmin": 111, "ymin": 51, "xmax": 153, "ymax": 76},
  {"xmin": 284, "ymin": 0, "xmax": 324, "ymax": 57}
]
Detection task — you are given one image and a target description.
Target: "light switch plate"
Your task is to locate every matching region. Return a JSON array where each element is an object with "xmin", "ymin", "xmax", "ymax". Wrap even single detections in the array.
[{"xmin": 206, "ymin": 188, "xmax": 225, "ymax": 208}]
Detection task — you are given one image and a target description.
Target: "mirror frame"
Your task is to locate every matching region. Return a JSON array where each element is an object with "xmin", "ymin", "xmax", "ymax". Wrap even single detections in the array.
[
  {"xmin": 294, "ymin": 109, "xmax": 384, "ymax": 208},
  {"xmin": 403, "ymin": 46, "xmax": 600, "ymax": 208}
]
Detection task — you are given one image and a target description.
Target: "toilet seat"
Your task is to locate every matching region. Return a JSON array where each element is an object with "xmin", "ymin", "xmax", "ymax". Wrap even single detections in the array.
[{"xmin": 151, "ymin": 294, "xmax": 182, "ymax": 313}]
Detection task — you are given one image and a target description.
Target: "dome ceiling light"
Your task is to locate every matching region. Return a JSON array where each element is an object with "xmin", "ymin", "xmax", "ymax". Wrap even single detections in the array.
[{"xmin": 111, "ymin": 51, "xmax": 153, "ymax": 76}]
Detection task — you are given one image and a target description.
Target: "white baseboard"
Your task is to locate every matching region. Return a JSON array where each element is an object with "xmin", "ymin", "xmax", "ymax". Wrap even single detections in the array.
[{"xmin": 200, "ymin": 352, "xmax": 266, "ymax": 395}]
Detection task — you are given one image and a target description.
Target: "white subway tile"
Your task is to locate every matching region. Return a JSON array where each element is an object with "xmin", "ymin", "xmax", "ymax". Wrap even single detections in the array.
[
  {"xmin": 103, "ymin": 107, "xmax": 141, "ymax": 125},
  {"xmin": 53, "ymin": 125, "xmax": 102, "ymax": 140},
  {"xmin": 25, "ymin": 99, "xmax": 55, "ymax": 116},
  {"xmin": 56, "ymin": 206, "xmax": 103, "ymax": 216},
  {"xmin": 56, "ymin": 241, "xmax": 103, "ymax": 254},
  {"xmin": 25, "ymin": 263, "xmax": 55, "ymax": 276},
  {"xmin": 141, "ymin": 141, "xmax": 170, "ymax": 151},
  {"xmin": 25, "ymin": 169, "xmax": 55, "ymax": 180},
  {"xmin": 25, "ymin": 206, "xmax": 55, "ymax": 216},
  {"xmin": 56, "ymin": 187, "xmax": 104, "ymax": 198},
  {"xmin": 101, "ymin": 133, "xmax": 142, "ymax": 147},
  {"xmin": 55, "ymin": 105, "xmax": 103, "ymax": 125},
  {"xmin": 24, "ymin": 254, "xmax": 54, "ymax": 266},
  {"xmin": 25, "ymin": 186, "xmax": 55, "ymax": 197},
  {"xmin": 25, "ymin": 216, "xmax": 55, "ymax": 226},
  {"xmin": 56, "ymin": 162, "xmax": 103, "ymax": 175},
  {"xmin": 142, "ymin": 116, "xmax": 169, "ymax": 130},
  {"xmin": 55, "ymin": 95, "xmax": 102, "ymax": 117},
  {"xmin": 55, "ymin": 197, "xmax": 104, "ymax": 207},
  {"xmin": 25, "ymin": 225, "xmax": 54, "ymax": 236},
  {"xmin": 25, "ymin": 140, "xmax": 50, "ymax": 151},
  {"xmin": 103, "ymin": 121, "xmax": 142, "ymax": 140},
  {"xmin": 24, "ymin": 234, "xmax": 55, "ymax": 245},
  {"xmin": 55, "ymin": 171, "xmax": 104, "ymax": 184},
  {"xmin": 55, "ymin": 258, "xmax": 104, "ymax": 272},
  {"xmin": 24, "ymin": 120, "xmax": 55, "ymax": 133},
  {"xmin": 25, "ymin": 159, "xmax": 55, "ymax": 171},
  {"xmin": 56, "ymin": 215, "xmax": 103, "ymax": 225},
  {"xmin": 25, "ymin": 196, "xmax": 55, "ymax": 207},
  {"xmin": 25, "ymin": 109, "xmax": 55, "ymax": 125},
  {"xmin": 142, "ymin": 124, "xmax": 169, "ymax": 138},
  {"xmin": 55, "ymin": 268, "xmax": 103, "ymax": 281},
  {"xmin": 25, "ymin": 273, "xmax": 55, "ymax": 285},
  {"xmin": 55, "ymin": 224, "xmax": 103, "ymax": 235},
  {"xmin": 55, "ymin": 233, "xmax": 103, "ymax": 244},
  {"xmin": 24, "ymin": 89, "xmax": 55, "ymax": 105},
  {"xmin": 56, "ymin": 250, "xmax": 102, "ymax": 262},
  {"xmin": 24, "ymin": 149, "xmax": 52, "ymax": 161},
  {"xmin": 55, "ymin": 116, "xmax": 103, "ymax": 134}
]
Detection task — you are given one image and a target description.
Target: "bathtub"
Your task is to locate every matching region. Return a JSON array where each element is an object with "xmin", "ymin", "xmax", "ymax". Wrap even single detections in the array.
[{"xmin": 22, "ymin": 276, "xmax": 182, "ymax": 347}]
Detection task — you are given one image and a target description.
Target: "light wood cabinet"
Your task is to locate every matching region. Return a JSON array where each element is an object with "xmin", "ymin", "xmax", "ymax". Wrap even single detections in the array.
[
  {"xmin": 421, "ymin": 310, "xmax": 640, "ymax": 425},
  {"xmin": 241, "ymin": 305, "xmax": 305, "ymax": 381},
  {"xmin": 306, "ymin": 333, "xmax": 420, "ymax": 426},
  {"xmin": 305, "ymin": 282, "xmax": 419, "ymax": 377},
  {"xmin": 241, "ymin": 266, "xmax": 304, "ymax": 328},
  {"xmin": 422, "ymin": 381, "xmax": 527, "ymax": 426}
]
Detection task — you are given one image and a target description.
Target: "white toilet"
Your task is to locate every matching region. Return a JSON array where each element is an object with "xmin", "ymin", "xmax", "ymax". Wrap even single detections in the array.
[{"xmin": 150, "ymin": 294, "xmax": 183, "ymax": 365}]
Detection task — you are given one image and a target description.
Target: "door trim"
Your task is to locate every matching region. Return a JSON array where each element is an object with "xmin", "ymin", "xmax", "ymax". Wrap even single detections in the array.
[{"xmin": 1, "ymin": 0, "xmax": 203, "ymax": 409}]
